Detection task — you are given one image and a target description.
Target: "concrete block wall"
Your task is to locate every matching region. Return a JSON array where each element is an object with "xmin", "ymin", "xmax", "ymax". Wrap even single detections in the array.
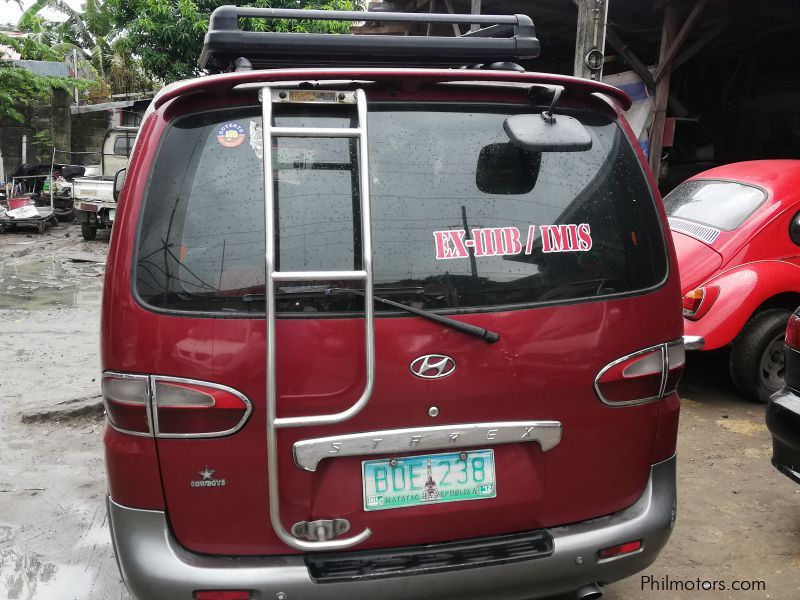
[
  {"xmin": 0, "ymin": 90, "xmax": 71, "ymax": 179},
  {"xmin": 71, "ymin": 111, "xmax": 112, "ymax": 165},
  {"xmin": 0, "ymin": 91, "xmax": 115, "ymax": 180}
]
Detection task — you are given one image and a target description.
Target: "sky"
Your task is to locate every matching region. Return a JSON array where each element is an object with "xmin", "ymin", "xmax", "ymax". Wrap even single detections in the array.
[{"xmin": 1, "ymin": 0, "xmax": 84, "ymax": 27}]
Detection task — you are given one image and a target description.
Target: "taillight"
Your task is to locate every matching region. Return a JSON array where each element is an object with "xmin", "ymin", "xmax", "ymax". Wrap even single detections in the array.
[
  {"xmin": 682, "ymin": 286, "xmax": 719, "ymax": 320},
  {"xmin": 194, "ymin": 592, "xmax": 251, "ymax": 600},
  {"xmin": 102, "ymin": 372, "xmax": 251, "ymax": 438},
  {"xmin": 595, "ymin": 341, "xmax": 685, "ymax": 406},
  {"xmin": 786, "ymin": 313, "xmax": 800, "ymax": 350},
  {"xmin": 153, "ymin": 377, "xmax": 251, "ymax": 438},
  {"xmin": 599, "ymin": 540, "xmax": 642, "ymax": 560},
  {"xmin": 102, "ymin": 373, "xmax": 151, "ymax": 435}
]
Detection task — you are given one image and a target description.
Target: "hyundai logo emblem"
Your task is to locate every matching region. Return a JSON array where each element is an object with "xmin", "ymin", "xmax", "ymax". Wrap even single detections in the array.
[{"xmin": 410, "ymin": 354, "xmax": 456, "ymax": 379}]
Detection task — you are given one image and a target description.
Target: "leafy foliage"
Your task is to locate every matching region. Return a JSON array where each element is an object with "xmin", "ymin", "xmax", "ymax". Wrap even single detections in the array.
[
  {"xmin": 16, "ymin": 0, "xmax": 153, "ymax": 96},
  {"xmin": 0, "ymin": 66, "xmax": 82, "ymax": 122},
  {"xmin": 109, "ymin": 0, "xmax": 362, "ymax": 83},
  {"xmin": 0, "ymin": 33, "xmax": 87, "ymax": 122},
  {"xmin": 0, "ymin": 31, "xmax": 61, "ymax": 61},
  {"xmin": 2, "ymin": 0, "xmax": 358, "ymax": 119},
  {"xmin": 32, "ymin": 128, "xmax": 54, "ymax": 160}
]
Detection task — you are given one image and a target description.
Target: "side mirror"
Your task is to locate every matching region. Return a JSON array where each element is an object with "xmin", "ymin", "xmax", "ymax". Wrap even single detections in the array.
[
  {"xmin": 504, "ymin": 113, "xmax": 592, "ymax": 152},
  {"xmin": 476, "ymin": 143, "xmax": 541, "ymax": 195},
  {"xmin": 113, "ymin": 168, "xmax": 126, "ymax": 202}
]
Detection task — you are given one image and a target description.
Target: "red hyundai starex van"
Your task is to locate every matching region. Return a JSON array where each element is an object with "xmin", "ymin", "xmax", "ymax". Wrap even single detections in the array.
[{"xmin": 102, "ymin": 7, "xmax": 684, "ymax": 600}]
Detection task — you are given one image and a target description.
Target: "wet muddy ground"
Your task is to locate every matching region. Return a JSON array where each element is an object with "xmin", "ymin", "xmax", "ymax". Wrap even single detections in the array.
[
  {"xmin": 0, "ymin": 221, "xmax": 797, "ymax": 599},
  {"xmin": 0, "ymin": 222, "xmax": 122, "ymax": 599}
]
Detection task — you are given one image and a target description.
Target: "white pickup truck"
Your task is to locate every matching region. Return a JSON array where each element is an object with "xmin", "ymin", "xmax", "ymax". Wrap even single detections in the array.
[{"xmin": 73, "ymin": 127, "xmax": 137, "ymax": 240}]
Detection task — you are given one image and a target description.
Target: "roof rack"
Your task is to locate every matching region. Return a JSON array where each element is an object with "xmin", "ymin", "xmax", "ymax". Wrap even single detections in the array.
[{"xmin": 199, "ymin": 7, "xmax": 540, "ymax": 73}]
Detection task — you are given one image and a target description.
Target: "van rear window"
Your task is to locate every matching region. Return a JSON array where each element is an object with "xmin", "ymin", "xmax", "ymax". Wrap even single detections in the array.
[{"xmin": 135, "ymin": 104, "xmax": 667, "ymax": 315}]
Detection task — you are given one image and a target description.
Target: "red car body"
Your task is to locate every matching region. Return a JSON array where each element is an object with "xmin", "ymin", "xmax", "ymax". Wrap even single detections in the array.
[
  {"xmin": 102, "ymin": 9, "xmax": 684, "ymax": 599},
  {"xmin": 667, "ymin": 161, "xmax": 800, "ymax": 400}
]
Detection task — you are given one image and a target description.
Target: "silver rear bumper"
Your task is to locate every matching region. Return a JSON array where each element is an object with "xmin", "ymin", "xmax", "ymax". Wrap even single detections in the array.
[{"xmin": 109, "ymin": 455, "xmax": 676, "ymax": 600}]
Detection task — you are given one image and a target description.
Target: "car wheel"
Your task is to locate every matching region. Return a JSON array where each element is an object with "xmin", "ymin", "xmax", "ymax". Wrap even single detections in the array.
[
  {"xmin": 81, "ymin": 222, "xmax": 97, "ymax": 241},
  {"xmin": 730, "ymin": 308, "xmax": 791, "ymax": 403}
]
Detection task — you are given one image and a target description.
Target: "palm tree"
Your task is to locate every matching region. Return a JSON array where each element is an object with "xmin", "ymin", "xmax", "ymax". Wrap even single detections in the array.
[
  {"xmin": 18, "ymin": 0, "xmax": 110, "ymax": 75},
  {"xmin": 17, "ymin": 0, "xmax": 150, "ymax": 95}
]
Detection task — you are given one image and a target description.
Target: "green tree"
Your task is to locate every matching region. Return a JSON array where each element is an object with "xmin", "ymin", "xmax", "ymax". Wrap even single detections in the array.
[
  {"xmin": 19, "ymin": 0, "xmax": 110, "ymax": 75},
  {"xmin": 17, "ymin": 0, "xmax": 153, "ymax": 96},
  {"xmin": 108, "ymin": 0, "xmax": 361, "ymax": 84},
  {"xmin": 0, "ymin": 32, "xmax": 86, "ymax": 122}
]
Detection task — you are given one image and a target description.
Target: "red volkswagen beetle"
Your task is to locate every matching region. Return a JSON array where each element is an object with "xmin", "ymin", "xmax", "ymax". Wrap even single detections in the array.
[{"xmin": 665, "ymin": 160, "xmax": 800, "ymax": 402}]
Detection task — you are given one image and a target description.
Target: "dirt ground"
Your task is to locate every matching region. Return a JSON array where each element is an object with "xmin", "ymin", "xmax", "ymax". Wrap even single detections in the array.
[{"xmin": 0, "ymin": 221, "xmax": 797, "ymax": 600}]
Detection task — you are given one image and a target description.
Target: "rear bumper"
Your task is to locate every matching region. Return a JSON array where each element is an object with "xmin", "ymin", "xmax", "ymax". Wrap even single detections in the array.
[
  {"xmin": 766, "ymin": 388, "xmax": 800, "ymax": 484},
  {"xmin": 109, "ymin": 456, "xmax": 677, "ymax": 600}
]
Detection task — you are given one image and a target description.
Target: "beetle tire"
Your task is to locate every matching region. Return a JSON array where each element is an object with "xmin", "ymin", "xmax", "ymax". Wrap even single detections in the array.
[
  {"xmin": 729, "ymin": 308, "xmax": 791, "ymax": 403},
  {"xmin": 81, "ymin": 222, "xmax": 97, "ymax": 241}
]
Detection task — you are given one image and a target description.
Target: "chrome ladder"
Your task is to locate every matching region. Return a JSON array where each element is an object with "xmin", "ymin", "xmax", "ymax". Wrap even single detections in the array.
[{"xmin": 259, "ymin": 87, "xmax": 375, "ymax": 551}]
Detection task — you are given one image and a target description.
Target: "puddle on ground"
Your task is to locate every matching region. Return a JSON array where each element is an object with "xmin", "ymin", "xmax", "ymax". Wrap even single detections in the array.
[
  {"xmin": 0, "ymin": 549, "xmax": 58, "ymax": 599},
  {"xmin": 0, "ymin": 549, "xmax": 100, "ymax": 600},
  {"xmin": 0, "ymin": 258, "xmax": 103, "ymax": 310},
  {"xmin": 0, "ymin": 526, "xmax": 13, "ymax": 543}
]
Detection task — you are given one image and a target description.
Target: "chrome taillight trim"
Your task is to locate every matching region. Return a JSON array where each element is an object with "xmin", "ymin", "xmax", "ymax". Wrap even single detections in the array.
[
  {"xmin": 101, "ymin": 371, "xmax": 153, "ymax": 437},
  {"xmin": 150, "ymin": 375, "xmax": 253, "ymax": 439},
  {"xmin": 660, "ymin": 340, "xmax": 685, "ymax": 398},
  {"xmin": 594, "ymin": 339, "xmax": 684, "ymax": 407},
  {"xmin": 682, "ymin": 286, "xmax": 712, "ymax": 320},
  {"xmin": 101, "ymin": 371, "xmax": 253, "ymax": 439}
]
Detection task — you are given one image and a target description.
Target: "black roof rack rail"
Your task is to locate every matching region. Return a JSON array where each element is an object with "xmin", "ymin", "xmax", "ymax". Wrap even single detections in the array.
[{"xmin": 199, "ymin": 6, "xmax": 540, "ymax": 73}]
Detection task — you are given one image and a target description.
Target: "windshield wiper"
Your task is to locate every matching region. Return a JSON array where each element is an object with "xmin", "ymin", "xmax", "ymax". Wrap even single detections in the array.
[
  {"xmin": 244, "ymin": 288, "xmax": 500, "ymax": 343},
  {"xmin": 330, "ymin": 288, "xmax": 500, "ymax": 343}
]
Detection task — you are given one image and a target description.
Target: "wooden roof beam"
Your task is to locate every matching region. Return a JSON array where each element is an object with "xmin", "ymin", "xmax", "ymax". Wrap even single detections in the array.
[
  {"xmin": 650, "ymin": 0, "xmax": 678, "ymax": 180},
  {"xmin": 671, "ymin": 18, "xmax": 729, "ymax": 71},
  {"xmin": 653, "ymin": 0, "xmax": 709, "ymax": 82},
  {"xmin": 606, "ymin": 27, "xmax": 689, "ymax": 118},
  {"xmin": 470, "ymin": 0, "xmax": 482, "ymax": 33},
  {"xmin": 443, "ymin": 0, "xmax": 463, "ymax": 36},
  {"xmin": 606, "ymin": 27, "xmax": 655, "ymax": 88}
]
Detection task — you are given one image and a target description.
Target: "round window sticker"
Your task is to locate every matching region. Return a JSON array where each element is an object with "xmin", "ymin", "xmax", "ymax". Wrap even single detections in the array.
[{"xmin": 217, "ymin": 122, "xmax": 246, "ymax": 148}]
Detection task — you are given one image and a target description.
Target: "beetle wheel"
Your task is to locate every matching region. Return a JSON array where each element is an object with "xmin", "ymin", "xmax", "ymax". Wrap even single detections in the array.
[{"xmin": 730, "ymin": 308, "xmax": 791, "ymax": 403}]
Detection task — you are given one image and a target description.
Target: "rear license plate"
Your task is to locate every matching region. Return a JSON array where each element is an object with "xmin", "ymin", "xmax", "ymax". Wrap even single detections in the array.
[{"xmin": 362, "ymin": 450, "xmax": 496, "ymax": 511}]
